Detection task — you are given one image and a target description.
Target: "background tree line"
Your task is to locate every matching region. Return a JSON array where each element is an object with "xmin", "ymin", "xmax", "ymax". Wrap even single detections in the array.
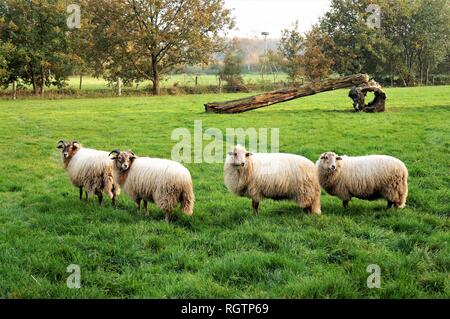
[
  {"xmin": 276, "ymin": 0, "xmax": 449, "ymax": 86},
  {"xmin": 0, "ymin": 0, "xmax": 448, "ymax": 96}
]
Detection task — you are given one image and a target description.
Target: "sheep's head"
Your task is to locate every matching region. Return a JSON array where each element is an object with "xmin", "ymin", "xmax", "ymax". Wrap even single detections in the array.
[
  {"xmin": 318, "ymin": 152, "xmax": 343, "ymax": 173},
  {"xmin": 57, "ymin": 140, "xmax": 81, "ymax": 160},
  {"xmin": 227, "ymin": 144, "xmax": 252, "ymax": 167},
  {"xmin": 109, "ymin": 150, "xmax": 136, "ymax": 172}
]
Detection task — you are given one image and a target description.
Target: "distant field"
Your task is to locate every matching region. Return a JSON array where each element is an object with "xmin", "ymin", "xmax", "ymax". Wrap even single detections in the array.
[
  {"xmin": 0, "ymin": 73, "xmax": 290, "ymax": 94},
  {"xmin": 70, "ymin": 73, "xmax": 289, "ymax": 89},
  {"xmin": 0, "ymin": 86, "xmax": 449, "ymax": 298}
]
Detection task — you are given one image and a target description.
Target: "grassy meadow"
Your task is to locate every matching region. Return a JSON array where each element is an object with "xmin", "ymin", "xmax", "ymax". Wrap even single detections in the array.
[
  {"xmin": 0, "ymin": 86, "xmax": 449, "ymax": 298},
  {"xmin": 65, "ymin": 74, "xmax": 289, "ymax": 90}
]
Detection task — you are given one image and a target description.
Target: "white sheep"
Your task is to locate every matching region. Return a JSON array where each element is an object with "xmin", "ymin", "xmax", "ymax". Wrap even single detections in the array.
[
  {"xmin": 224, "ymin": 144, "xmax": 321, "ymax": 215},
  {"xmin": 109, "ymin": 150, "xmax": 194, "ymax": 222},
  {"xmin": 316, "ymin": 152, "xmax": 408, "ymax": 208},
  {"xmin": 57, "ymin": 140, "xmax": 119, "ymax": 205}
]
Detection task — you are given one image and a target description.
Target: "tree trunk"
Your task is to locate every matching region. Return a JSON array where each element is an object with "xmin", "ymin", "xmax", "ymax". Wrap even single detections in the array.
[
  {"xmin": 151, "ymin": 56, "xmax": 160, "ymax": 95},
  {"xmin": 152, "ymin": 79, "xmax": 160, "ymax": 95},
  {"xmin": 419, "ymin": 64, "xmax": 423, "ymax": 86},
  {"xmin": 348, "ymin": 80, "xmax": 386, "ymax": 113},
  {"xmin": 79, "ymin": 74, "xmax": 83, "ymax": 90},
  {"xmin": 205, "ymin": 73, "xmax": 370, "ymax": 114},
  {"xmin": 12, "ymin": 80, "xmax": 17, "ymax": 100},
  {"xmin": 40, "ymin": 65, "xmax": 45, "ymax": 96},
  {"xmin": 30, "ymin": 63, "xmax": 38, "ymax": 95}
]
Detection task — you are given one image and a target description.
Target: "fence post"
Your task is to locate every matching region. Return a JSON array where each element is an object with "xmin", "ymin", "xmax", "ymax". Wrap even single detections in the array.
[{"xmin": 117, "ymin": 77, "xmax": 122, "ymax": 96}]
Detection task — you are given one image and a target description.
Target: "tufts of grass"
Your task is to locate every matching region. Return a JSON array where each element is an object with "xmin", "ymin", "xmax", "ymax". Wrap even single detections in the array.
[{"xmin": 0, "ymin": 86, "xmax": 448, "ymax": 298}]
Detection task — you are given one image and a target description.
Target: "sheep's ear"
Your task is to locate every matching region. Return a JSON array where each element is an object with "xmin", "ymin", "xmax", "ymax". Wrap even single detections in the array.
[
  {"xmin": 57, "ymin": 140, "xmax": 64, "ymax": 149},
  {"xmin": 129, "ymin": 151, "xmax": 136, "ymax": 160},
  {"xmin": 245, "ymin": 152, "xmax": 253, "ymax": 157},
  {"xmin": 320, "ymin": 153, "xmax": 326, "ymax": 160},
  {"xmin": 336, "ymin": 156, "xmax": 343, "ymax": 160}
]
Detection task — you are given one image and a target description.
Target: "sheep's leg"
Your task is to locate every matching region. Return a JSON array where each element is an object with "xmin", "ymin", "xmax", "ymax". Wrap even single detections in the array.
[
  {"xmin": 164, "ymin": 210, "xmax": 172, "ymax": 223},
  {"xmin": 387, "ymin": 200, "xmax": 393, "ymax": 209},
  {"xmin": 143, "ymin": 200, "xmax": 149, "ymax": 216},
  {"xmin": 96, "ymin": 191, "xmax": 103, "ymax": 206},
  {"xmin": 85, "ymin": 191, "xmax": 89, "ymax": 202},
  {"xmin": 310, "ymin": 203, "xmax": 321, "ymax": 215},
  {"xmin": 111, "ymin": 185, "xmax": 117, "ymax": 207},
  {"xmin": 252, "ymin": 200, "xmax": 259, "ymax": 216},
  {"xmin": 393, "ymin": 201, "xmax": 403, "ymax": 209},
  {"xmin": 79, "ymin": 187, "xmax": 83, "ymax": 200},
  {"xmin": 343, "ymin": 200, "xmax": 350, "ymax": 209},
  {"xmin": 135, "ymin": 198, "xmax": 141, "ymax": 211}
]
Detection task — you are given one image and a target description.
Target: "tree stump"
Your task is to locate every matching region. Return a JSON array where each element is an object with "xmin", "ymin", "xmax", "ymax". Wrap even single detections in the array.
[{"xmin": 348, "ymin": 80, "xmax": 386, "ymax": 112}]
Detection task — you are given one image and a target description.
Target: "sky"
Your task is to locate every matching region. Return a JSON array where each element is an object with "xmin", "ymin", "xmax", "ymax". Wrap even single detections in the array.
[{"xmin": 224, "ymin": 0, "xmax": 331, "ymax": 39}]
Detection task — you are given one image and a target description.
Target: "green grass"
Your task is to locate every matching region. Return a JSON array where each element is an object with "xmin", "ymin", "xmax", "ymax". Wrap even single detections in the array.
[
  {"xmin": 1, "ymin": 74, "xmax": 289, "ymax": 93},
  {"xmin": 69, "ymin": 74, "xmax": 288, "ymax": 89},
  {"xmin": 0, "ymin": 86, "xmax": 449, "ymax": 298}
]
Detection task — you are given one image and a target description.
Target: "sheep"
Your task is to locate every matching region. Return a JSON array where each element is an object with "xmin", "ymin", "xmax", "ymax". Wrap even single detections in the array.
[
  {"xmin": 224, "ymin": 144, "xmax": 321, "ymax": 215},
  {"xmin": 57, "ymin": 140, "xmax": 119, "ymax": 205},
  {"xmin": 316, "ymin": 152, "xmax": 408, "ymax": 209},
  {"xmin": 108, "ymin": 150, "xmax": 194, "ymax": 222}
]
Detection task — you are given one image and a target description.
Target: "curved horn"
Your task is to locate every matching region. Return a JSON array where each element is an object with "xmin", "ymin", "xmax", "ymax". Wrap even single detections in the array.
[
  {"xmin": 57, "ymin": 140, "xmax": 65, "ymax": 148},
  {"xmin": 109, "ymin": 149, "xmax": 121, "ymax": 157}
]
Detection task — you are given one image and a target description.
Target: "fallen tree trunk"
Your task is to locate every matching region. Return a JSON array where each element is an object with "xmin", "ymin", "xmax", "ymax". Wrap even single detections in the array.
[{"xmin": 205, "ymin": 73, "xmax": 370, "ymax": 113}]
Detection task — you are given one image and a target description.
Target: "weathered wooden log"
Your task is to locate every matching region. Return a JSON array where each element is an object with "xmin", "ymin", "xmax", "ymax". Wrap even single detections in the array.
[
  {"xmin": 348, "ymin": 80, "xmax": 386, "ymax": 112},
  {"xmin": 205, "ymin": 73, "xmax": 370, "ymax": 113}
]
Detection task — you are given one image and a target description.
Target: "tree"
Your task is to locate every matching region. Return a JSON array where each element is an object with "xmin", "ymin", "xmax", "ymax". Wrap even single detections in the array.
[
  {"xmin": 0, "ymin": 41, "xmax": 13, "ymax": 84},
  {"xmin": 0, "ymin": 0, "xmax": 77, "ymax": 95},
  {"xmin": 302, "ymin": 26, "xmax": 334, "ymax": 81},
  {"xmin": 382, "ymin": 0, "xmax": 449, "ymax": 85},
  {"xmin": 278, "ymin": 21, "xmax": 334, "ymax": 83},
  {"xmin": 83, "ymin": 0, "xmax": 234, "ymax": 95},
  {"xmin": 278, "ymin": 20, "xmax": 304, "ymax": 84},
  {"xmin": 319, "ymin": 0, "xmax": 450, "ymax": 86},
  {"xmin": 319, "ymin": 0, "xmax": 387, "ymax": 77},
  {"xmin": 219, "ymin": 39, "xmax": 244, "ymax": 88},
  {"xmin": 68, "ymin": 7, "xmax": 97, "ymax": 91}
]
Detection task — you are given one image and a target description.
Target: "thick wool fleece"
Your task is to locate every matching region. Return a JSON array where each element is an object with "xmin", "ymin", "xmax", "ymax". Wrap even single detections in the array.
[
  {"xmin": 224, "ymin": 152, "xmax": 321, "ymax": 214},
  {"xmin": 65, "ymin": 148, "xmax": 118, "ymax": 198},
  {"xmin": 317, "ymin": 155, "xmax": 408, "ymax": 208},
  {"xmin": 114, "ymin": 157, "xmax": 194, "ymax": 215}
]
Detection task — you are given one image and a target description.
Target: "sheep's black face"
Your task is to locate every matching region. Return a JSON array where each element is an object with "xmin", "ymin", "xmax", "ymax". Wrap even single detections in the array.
[
  {"xmin": 228, "ymin": 145, "xmax": 252, "ymax": 167},
  {"xmin": 319, "ymin": 152, "xmax": 342, "ymax": 173},
  {"xmin": 110, "ymin": 150, "xmax": 136, "ymax": 171},
  {"xmin": 57, "ymin": 140, "xmax": 80, "ymax": 159}
]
